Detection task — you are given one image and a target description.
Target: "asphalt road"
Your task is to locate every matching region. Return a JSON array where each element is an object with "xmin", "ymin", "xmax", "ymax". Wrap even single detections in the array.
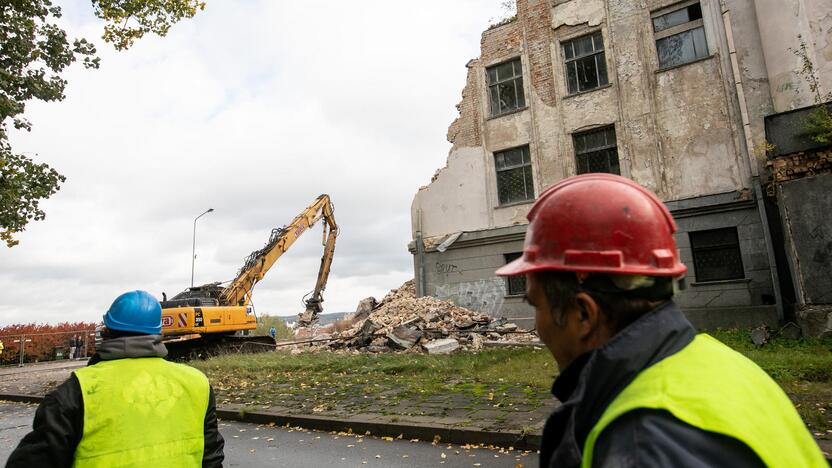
[{"xmin": 0, "ymin": 401, "xmax": 534, "ymax": 467}]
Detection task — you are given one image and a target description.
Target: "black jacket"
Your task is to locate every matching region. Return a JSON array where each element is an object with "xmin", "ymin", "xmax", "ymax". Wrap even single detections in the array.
[
  {"xmin": 540, "ymin": 301, "xmax": 764, "ymax": 468},
  {"xmin": 6, "ymin": 335, "xmax": 224, "ymax": 468}
]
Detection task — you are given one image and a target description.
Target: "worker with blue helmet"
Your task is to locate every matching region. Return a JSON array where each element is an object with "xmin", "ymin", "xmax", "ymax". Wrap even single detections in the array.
[
  {"xmin": 103, "ymin": 290, "xmax": 163, "ymax": 335},
  {"xmin": 8, "ymin": 290, "xmax": 225, "ymax": 467}
]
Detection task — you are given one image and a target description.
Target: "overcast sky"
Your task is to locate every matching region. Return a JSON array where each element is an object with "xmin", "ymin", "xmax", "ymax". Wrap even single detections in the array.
[{"xmin": 0, "ymin": 0, "xmax": 506, "ymax": 325}]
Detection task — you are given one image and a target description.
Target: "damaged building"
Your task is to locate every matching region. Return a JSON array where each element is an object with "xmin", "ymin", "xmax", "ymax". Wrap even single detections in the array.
[{"xmin": 410, "ymin": 0, "xmax": 832, "ymax": 329}]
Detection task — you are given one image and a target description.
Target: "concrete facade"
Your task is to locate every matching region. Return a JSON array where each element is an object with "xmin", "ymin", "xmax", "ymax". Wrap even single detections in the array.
[
  {"xmin": 767, "ymin": 147, "xmax": 832, "ymax": 337},
  {"xmin": 411, "ymin": 0, "xmax": 832, "ymax": 328}
]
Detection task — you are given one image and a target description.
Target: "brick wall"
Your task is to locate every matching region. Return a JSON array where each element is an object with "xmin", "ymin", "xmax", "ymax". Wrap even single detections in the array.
[
  {"xmin": 517, "ymin": 0, "xmax": 557, "ymax": 107},
  {"xmin": 447, "ymin": 62, "xmax": 483, "ymax": 149},
  {"xmin": 481, "ymin": 19, "xmax": 522, "ymax": 63},
  {"xmin": 766, "ymin": 147, "xmax": 832, "ymax": 185}
]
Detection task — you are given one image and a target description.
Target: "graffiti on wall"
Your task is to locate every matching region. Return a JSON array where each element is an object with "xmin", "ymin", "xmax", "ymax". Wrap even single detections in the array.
[
  {"xmin": 435, "ymin": 262, "xmax": 462, "ymax": 275},
  {"xmin": 434, "ymin": 278, "xmax": 506, "ymax": 316}
]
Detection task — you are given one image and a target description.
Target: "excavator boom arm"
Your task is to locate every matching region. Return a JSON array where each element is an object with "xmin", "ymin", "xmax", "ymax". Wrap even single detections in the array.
[
  {"xmin": 220, "ymin": 194, "xmax": 338, "ymax": 308},
  {"xmin": 302, "ymin": 199, "xmax": 338, "ymax": 315}
]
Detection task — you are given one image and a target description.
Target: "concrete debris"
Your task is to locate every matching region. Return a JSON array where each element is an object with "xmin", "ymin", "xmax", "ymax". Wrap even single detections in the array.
[
  {"xmin": 422, "ymin": 338, "xmax": 460, "ymax": 354},
  {"xmin": 350, "ymin": 319, "xmax": 381, "ymax": 348},
  {"xmin": 355, "ymin": 297, "xmax": 377, "ymax": 320},
  {"xmin": 470, "ymin": 333, "xmax": 484, "ymax": 351},
  {"xmin": 387, "ymin": 325, "xmax": 423, "ymax": 349},
  {"xmin": 780, "ymin": 322, "xmax": 802, "ymax": 340},
  {"xmin": 290, "ymin": 280, "xmax": 539, "ymax": 354},
  {"xmin": 750, "ymin": 326, "xmax": 770, "ymax": 347}
]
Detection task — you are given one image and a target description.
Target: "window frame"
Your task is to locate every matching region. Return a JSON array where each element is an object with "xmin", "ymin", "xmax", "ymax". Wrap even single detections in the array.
[
  {"xmin": 689, "ymin": 227, "xmax": 746, "ymax": 283},
  {"xmin": 572, "ymin": 126, "xmax": 621, "ymax": 175},
  {"xmin": 651, "ymin": 1, "xmax": 709, "ymax": 69},
  {"xmin": 493, "ymin": 145, "xmax": 535, "ymax": 206},
  {"xmin": 486, "ymin": 57, "xmax": 526, "ymax": 117},
  {"xmin": 561, "ymin": 30, "xmax": 609, "ymax": 95},
  {"xmin": 503, "ymin": 252, "xmax": 527, "ymax": 296}
]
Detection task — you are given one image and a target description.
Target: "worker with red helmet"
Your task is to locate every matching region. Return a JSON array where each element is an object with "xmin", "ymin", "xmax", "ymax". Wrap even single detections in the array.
[{"xmin": 497, "ymin": 174, "xmax": 825, "ymax": 467}]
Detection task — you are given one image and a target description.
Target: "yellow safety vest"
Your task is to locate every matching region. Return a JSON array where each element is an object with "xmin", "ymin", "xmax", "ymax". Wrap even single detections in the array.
[
  {"xmin": 582, "ymin": 334, "xmax": 827, "ymax": 467},
  {"xmin": 72, "ymin": 357, "xmax": 210, "ymax": 468}
]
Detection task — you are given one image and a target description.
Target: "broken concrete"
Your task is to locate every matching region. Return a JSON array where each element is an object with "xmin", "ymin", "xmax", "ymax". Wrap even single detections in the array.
[
  {"xmin": 355, "ymin": 297, "xmax": 377, "ymax": 320},
  {"xmin": 292, "ymin": 280, "xmax": 540, "ymax": 353},
  {"xmin": 750, "ymin": 326, "xmax": 770, "ymax": 347},
  {"xmin": 422, "ymin": 338, "xmax": 461, "ymax": 355},
  {"xmin": 387, "ymin": 325, "xmax": 423, "ymax": 350}
]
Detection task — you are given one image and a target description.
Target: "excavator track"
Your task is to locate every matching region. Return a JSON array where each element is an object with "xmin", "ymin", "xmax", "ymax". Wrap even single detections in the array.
[{"xmin": 164, "ymin": 335, "xmax": 276, "ymax": 361}]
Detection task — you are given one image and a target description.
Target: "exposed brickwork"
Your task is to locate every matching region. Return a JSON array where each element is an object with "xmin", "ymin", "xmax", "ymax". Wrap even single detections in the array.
[
  {"xmin": 447, "ymin": 19, "xmax": 523, "ymax": 150},
  {"xmin": 480, "ymin": 20, "xmax": 522, "ymax": 64},
  {"xmin": 447, "ymin": 62, "xmax": 483, "ymax": 149},
  {"xmin": 447, "ymin": 0, "xmax": 557, "ymax": 151},
  {"xmin": 766, "ymin": 148, "xmax": 832, "ymax": 184},
  {"xmin": 517, "ymin": 0, "xmax": 557, "ymax": 107}
]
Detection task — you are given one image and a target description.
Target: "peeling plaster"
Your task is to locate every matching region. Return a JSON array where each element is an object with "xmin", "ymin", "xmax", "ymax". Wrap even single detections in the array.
[
  {"xmin": 551, "ymin": 0, "xmax": 605, "ymax": 30},
  {"xmin": 411, "ymin": 146, "xmax": 490, "ymax": 239}
]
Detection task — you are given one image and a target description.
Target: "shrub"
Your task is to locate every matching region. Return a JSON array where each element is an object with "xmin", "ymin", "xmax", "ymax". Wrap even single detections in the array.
[{"xmin": 0, "ymin": 322, "xmax": 98, "ymax": 364}]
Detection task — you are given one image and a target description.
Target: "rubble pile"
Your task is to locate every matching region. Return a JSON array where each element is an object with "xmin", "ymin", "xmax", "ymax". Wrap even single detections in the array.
[{"xmin": 292, "ymin": 280, "xmax": 539, "ymax": 354}]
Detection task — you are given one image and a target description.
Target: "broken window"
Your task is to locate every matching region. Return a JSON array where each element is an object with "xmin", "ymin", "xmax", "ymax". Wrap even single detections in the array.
[
  {"xmin": 487, "ymin": 58, "xmax": 526, "ymax": 116},
  {"xmin": 573, "ymin": 126, "xmax": 620, "ymax": 175},
  {"xmin": 652, "ymin": 1, "xmax": 708, "ymax": 69},
  {"xmin": 562, "ymin": 31, "xmax": 609, "ymax": 95},
  {"xmin": 494, "ymin": 145, "xmax": 534, "ymax": 205},
  {"xmin": 504, "ymin": 252, "xmax": 526, "ymax": 296},
  {"xmin": 690, "ymin": 227, "xmax": 745, "ymax": 282}
]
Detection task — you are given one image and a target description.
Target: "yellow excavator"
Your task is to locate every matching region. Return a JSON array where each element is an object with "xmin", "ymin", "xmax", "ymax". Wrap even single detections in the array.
[{"xmin": 160, "ymin": 194, "xmax": 338, "ymax": 359}]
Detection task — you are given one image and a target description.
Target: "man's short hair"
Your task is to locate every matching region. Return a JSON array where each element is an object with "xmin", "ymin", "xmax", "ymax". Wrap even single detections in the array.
[{"xmin": 534, "ymin": 271, "xmax": 674, "ymax": 333}]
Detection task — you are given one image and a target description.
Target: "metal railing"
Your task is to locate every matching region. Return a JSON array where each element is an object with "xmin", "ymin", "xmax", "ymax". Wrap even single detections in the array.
[{"xmin": 0, "ymin": 329, "xmax": 96, "ymax": 367}]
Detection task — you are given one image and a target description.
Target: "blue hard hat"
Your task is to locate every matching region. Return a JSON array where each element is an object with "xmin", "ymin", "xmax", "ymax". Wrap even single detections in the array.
[{"xmin": 103, "ymin": 290, "xmax": 163, "ymax": 335}]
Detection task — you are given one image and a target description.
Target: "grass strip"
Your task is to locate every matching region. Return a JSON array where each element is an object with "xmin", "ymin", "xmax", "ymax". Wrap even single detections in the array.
[{"xmin": 192, "ymin": 330, "xmax": 832, "ymax": 433}]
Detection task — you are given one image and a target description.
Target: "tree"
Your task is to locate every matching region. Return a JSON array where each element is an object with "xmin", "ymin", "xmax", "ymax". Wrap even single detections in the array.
[{"xmin": 0, "ymin": 0, "xmax": 205, "ymax": 247}]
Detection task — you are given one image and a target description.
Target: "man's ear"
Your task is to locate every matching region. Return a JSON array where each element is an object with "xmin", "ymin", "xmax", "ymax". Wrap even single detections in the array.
[{"xmin": 573, "ymin": 291, "xmax": 603, "ymax": 340}]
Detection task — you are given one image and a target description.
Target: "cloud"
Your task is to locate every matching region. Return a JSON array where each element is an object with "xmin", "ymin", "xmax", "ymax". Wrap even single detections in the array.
[{"xmin": 1, "ymin": 0, "xmax": 503, "ymax": 325}]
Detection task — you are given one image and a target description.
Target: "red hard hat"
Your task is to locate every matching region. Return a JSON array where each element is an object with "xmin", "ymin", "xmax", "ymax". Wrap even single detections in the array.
[{"xmin": 496, "ymin": 173, "xmax": 687, "ymax": 277}]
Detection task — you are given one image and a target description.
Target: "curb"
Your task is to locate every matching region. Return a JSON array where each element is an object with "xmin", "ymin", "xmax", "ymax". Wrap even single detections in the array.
[
  {"xmin": 0, "ymin": 394, "xmax": 44, "ymax": 404},
  {"xmin": 215, "ymin": 408, "xmax": 542, "ymax": 451},
  {"xmin": 0, "ymin": 393, "xmax": 540, "ymax": 451}
]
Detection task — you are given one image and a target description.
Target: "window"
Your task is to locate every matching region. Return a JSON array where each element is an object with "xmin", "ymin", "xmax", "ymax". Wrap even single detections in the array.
[
  {"xmin": 652, "ymin": 1, "xmax": 708, "ymax": 69},
  {"xmin": 487, "ymin": 58, "xmax": 526, "ymax": 116},
  {"xmin": 494, "ymin": 146, "xmax": 534, "ymax": 205},
  {"xmin": 562, "ymin": 31, "xmax": 609, "ymax": 95},
  {"xmin": 573, "ymin": 126, "xmax": 620, "ymax": 175},
  {"xmin": 690, "ymin": 228, "xmax": 745, "ymax": 282},
  {"xmin": 504, "ymin": 253, "xmax": 526, "ymax": 295}
]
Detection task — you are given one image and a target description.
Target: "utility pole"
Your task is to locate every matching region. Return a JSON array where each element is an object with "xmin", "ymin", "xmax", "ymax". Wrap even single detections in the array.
[{"xmin": 191, "ymin": 208, "xmax": 214, "ymax": 288}]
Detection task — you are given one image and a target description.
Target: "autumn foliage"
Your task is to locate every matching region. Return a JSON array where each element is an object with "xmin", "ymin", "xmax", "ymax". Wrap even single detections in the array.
[{"xmin": 0, "ymin": 322, "xmax": 98, "ymax": 364}]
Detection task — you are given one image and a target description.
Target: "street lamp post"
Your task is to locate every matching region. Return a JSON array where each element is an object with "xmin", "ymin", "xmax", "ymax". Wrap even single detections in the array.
[{"xmin": 191, "ymin": 208, "xmax": 214, "ymax": 288}]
